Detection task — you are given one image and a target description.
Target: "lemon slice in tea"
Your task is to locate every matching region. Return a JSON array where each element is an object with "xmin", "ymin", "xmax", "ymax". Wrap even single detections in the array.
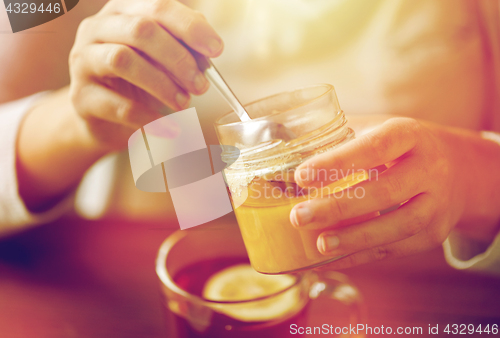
[{"xmin": 202, "ymin": 264, "xmax": 303, "ymax": 322}]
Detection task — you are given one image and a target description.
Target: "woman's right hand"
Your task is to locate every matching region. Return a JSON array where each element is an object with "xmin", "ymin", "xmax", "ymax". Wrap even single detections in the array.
[{"xmin": 69, "ymin": 0, "xmax": 223, "ymax": 149}]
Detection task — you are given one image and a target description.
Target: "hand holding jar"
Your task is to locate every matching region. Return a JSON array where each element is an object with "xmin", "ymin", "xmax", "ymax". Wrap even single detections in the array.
[{"xmin": 291, "ymin": 118, "xmax": 500, "ymax": 269}]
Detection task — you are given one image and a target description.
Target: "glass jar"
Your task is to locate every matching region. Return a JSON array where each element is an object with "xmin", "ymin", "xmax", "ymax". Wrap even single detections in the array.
[{"xmin": 215, "ymin": 84, "xmax": 366, "ymax": 274}]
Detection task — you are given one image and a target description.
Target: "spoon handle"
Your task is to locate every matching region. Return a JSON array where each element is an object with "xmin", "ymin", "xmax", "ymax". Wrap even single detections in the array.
[{"xmin": 190, "ymin": 50, "xmax": 251, "ymax": 122}]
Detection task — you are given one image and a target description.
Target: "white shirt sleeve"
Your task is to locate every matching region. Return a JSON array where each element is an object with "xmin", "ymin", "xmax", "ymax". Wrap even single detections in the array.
[
  {"xmin": 444, "ymin": 233, "xmax": 500, "ymax": 275},
  {"xmin": 0, "ymin": 93, "xmax": 73, "ymax": 236},
  {"xmin": 443, "ymin": 131, "xmax": 500, "ymax": 275}
]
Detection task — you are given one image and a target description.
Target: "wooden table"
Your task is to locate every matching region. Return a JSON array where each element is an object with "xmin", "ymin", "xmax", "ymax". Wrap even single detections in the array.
[{"xmin": 1, "ymin": 216, "xmax": 499, "ymax": 337}]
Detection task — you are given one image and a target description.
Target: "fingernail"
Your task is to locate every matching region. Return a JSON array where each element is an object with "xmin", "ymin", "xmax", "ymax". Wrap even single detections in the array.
[
  {"xmin": 291, "ymin": 206, "xmax": 313, "ymax": 227},
  {"xmin": 145, "ymin": 116, "xmax": 181, "ymax": 139},
  {"xmin": 176, "ymin": 92, "xmax": 189, "ymax": 108},
  {"xmin": 194, "ymin": 73, "xmax": 208, "ymax": 92},
  {"xmin": 207, "ymin": 38, "xmax": 222, "ymax": 54},
  {"xmin": 159, "ymin": 118, "xmax": 181, "ymax": 139},
  {"xmin": 318, "ymin": 234, "xmax": 339, "ymax": 253},
  {"xmin": 295, "ymin": 167, "xmax": 314, "ymax": 186}
]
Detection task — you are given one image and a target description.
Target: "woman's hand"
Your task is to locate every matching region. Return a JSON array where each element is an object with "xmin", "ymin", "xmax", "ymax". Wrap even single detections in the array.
[
  {"xmin": 69, "ymin": 0, "xmax": 223, "ymax": 149},
  {"xmin": 16, "ymin": 0, "xmax": 223, "ymax": 211},
  {"xmin": 290, "ymin": 117, "xmax": 500, "ymax": 269}
]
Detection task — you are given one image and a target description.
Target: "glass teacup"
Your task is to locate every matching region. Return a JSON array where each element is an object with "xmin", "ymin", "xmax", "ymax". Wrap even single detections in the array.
[{"xmin": 156, "ymin": 227, "xmax": 364, "ymax": 338}]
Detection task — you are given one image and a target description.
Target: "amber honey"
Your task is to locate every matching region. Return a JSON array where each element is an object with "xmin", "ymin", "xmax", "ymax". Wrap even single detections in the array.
[{"xmin": 229, "ymin": 170, "xmax": 367, "ymax": 274}]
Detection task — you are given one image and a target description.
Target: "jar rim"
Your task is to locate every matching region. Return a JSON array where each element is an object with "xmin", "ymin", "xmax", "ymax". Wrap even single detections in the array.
[{"xmin": 214, "ymin": 83, "xmax": 335, "ymax": 128}]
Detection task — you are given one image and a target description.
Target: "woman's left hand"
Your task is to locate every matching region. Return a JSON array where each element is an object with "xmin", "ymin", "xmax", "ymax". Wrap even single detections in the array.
[{"xmin": 290, "ymin": 117, "xmax": 500, "ymax": 269}]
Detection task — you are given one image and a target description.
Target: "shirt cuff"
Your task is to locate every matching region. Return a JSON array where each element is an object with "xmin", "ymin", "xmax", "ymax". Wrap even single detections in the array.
[
  {"xmin": 443, "ymin": 130, "xmax": 500, "ymax": 275},
  {"xmin": 444, "ymin": 232, "xmax": 500, "ymax": 275},
  {"xmin": 0, "ymin": 92, "xmax": 74, "ymax": 236}
]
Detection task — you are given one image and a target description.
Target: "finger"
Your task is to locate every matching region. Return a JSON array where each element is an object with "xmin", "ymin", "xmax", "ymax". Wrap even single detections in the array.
[
  {"xmin": 81, "ymin": 43, "xmax": 190, "ymax": 110},
  {"xmin": 72, "ymin": 81, "xmax": 165, "ymax": 130},
  {"xmin": 295, "ymin": 118, "xmax": 422, "ymax": 187},
  {"xmin": 290, "ymin": 157, "xmax": 427, "ymax": 229},
  {"xmin": 316, "ymin": 222, "xmax": 445, "ymax": 270},
  {"xmin": 79, "ymin": 15, "xmax": 208, "ymax": 95},
  {"xmin": 316, "ymin": 193, "xmax": 434, "ymax": 256},
  {"xmin": 116, "ymin": 0, "xmax": 223, "ymax": 57}
]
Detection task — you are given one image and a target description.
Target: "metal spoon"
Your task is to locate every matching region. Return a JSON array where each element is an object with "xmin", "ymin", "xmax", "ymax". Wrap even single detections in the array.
[{"xmin": 189, "ymin": 50, "xmax": 296, "ymax": 145}]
